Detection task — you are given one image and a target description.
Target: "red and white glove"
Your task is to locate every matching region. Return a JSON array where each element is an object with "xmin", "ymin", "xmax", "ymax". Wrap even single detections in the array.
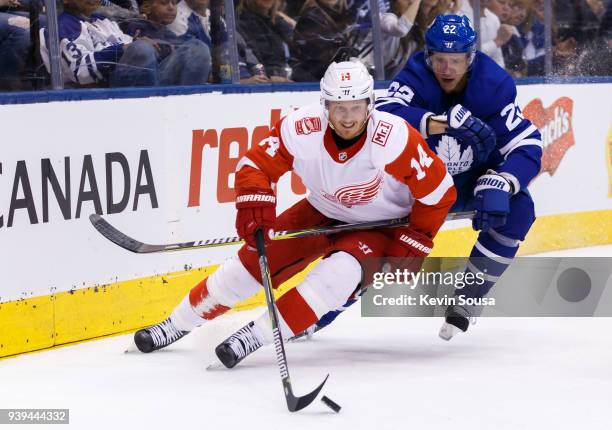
[
  {"xmin": 235, "ymin": 187, "xmax": 276, "ymax": 248},
  {"xmin": 385, "ymin": 227, "xmax": 433, "ymax": 272}
]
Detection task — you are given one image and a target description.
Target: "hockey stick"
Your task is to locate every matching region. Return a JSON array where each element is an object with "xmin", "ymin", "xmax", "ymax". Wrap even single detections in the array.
[
  {"xmin": 254, "ymin": 229, "xmax": 328, "ymax": 412},
  {"xmin": 89, "ymin": 211, "xmax": 474, "ymax": 254}
]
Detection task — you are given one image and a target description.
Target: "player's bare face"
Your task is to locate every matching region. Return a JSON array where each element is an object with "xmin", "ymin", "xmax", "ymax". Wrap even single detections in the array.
[
  {"xmin": 430, "ymin": 52, "xmax": 470, "ymax": 94},
  {"xmin": 328, "ymin": 100, "xmax": 369, "ymax": 140}
]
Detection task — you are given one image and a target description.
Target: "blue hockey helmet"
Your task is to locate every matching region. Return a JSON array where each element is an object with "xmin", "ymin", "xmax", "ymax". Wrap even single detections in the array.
[{"xmin": 425, "ymin": 15, "xmax": 477, "ymax": 66}]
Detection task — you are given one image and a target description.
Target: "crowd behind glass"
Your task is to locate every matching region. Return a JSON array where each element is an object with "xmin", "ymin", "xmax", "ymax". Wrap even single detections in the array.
[{"xmin": 0, "ymin": 0, "xmax": 610, "ymax": 91}]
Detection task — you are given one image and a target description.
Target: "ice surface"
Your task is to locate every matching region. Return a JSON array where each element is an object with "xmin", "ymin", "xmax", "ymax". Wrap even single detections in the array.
[{"xmin": 1, "ymin": 245, "xmax": 611, "ymax": 429}]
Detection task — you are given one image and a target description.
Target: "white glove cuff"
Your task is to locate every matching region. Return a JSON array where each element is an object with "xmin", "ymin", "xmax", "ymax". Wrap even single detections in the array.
[
  {"xmin": 498, "ymin": 172, "xmax": 520, "ymax": 195},
  {"xmin": 474, "ymin": 170, "xmax": 513, "ymax": 195},
  {"xmin": 420, "ymin": 112, "xmax": 434, "ymax": 138}
]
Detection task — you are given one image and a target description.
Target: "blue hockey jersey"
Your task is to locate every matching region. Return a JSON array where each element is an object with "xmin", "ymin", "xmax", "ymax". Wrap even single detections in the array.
[
  {"xmin": 40, "ymin": 12, "xmax": 133, "ymax": 85},
  {"xmin": 375, "ymin": 51, "xmax": 543, "ymax": 202}
]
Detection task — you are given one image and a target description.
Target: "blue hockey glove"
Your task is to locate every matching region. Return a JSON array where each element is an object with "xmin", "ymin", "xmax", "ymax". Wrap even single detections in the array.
[
  {"xmin": 472, "ymin": 170, "xmax": 514, "ymax": 232},
  {"xmin": 446, "ymin": 104, "xmax": 496, "ymax": 164}
]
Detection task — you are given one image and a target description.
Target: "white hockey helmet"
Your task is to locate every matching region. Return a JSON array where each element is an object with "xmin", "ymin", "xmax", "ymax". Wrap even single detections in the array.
[{"xmin": 320, "ymin": 61, "xmax": 375, "ymax": 107}]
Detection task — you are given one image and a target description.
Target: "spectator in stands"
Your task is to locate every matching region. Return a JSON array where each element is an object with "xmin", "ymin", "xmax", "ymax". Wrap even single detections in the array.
[
  {"xmin": 0, "ymin": 0, "xmax": 44, "ymax": 26},
  {"xmin": 519, "ymin": 0, "xmax": 578, "ymax": 76},
  {"xmin": 0, "ymin": 1, "xmax": 29, "ymax": 90},
  {"xmin": 332, "ymin": 0, "xmax": 387, "ymax": 76},
  {"xmin": 0, "ymin": 0, "xmax": 29, "ymax": 14},
  {"xmin": 96, "ymin": 0, "xmax": 140, "ymax": 21},
  {"xmin": 456, "ymin": 0, "xmax": 475, "ymax": 21},
  {"xmin": 556, "ymin": 0, "xmax": 604, "ymax": 46},
  {"xmin": 486, "ymin": 0, "xmax": 511, "ymax": 22},
  {"xmin": 501, "ymin": 0, "xmax": 528, "ymax": 76},
  {"xmin": 236, "ymin": 0, "xmax": 294, "ymax": 82},
  {"xmin": 552, "ymin": 0, "xmax": 610, "ymax": 75},
  {"xmin": 380, "ymin": 0, "xmax": 421, "ymax": 78},
  {"xmin": 236, "ymin": 30, "xmax": 272, "ymax": 83},
  {"xmin": 411, "ymin": 0, "xmax": 461, "ymax": 23},
  {"xmin": 167, "ymin": 0, "xmax": 212, "ymax": 50},
  {"xmin": 414, "ymin": 0, "xmax": 461, "ymax": 43},
  {"xmin": 518, "ymin": 0, "xmax": 545, "ymax": 74},
  {"xmin": 575, "ymin": 1, "xmax": 612, "ymax": 75},
  {"xmin": 456, "ymin": 1, "xmax": 521, "ymax": 70},
  {"xmin": 41, "ymin": 0, "xmax": 138, "ymax": 86},
  {"xmin": 277, "ymin": 1, "xmax": 297, "ymax": 27},
  {"xmin": 441, "ymin": 0, "xmax": 463, "ymax": 14},
  {"xmin": 40, "ymin": 0, "xmax": 209, "ymax": 87},
  {"xmin": 284, "ymin": 0, "xmax": 304, "ymax": 18},
  {"xmin": 479, "ymin": 0, "xmax": 514, "ymax": 67},
  {"xmin": 120, "ymin": 0, "xmax": 211, "ymax": 84},
  {"xmin": 290, "ymin": 0, "xmax": 357, "ymax": 81}
]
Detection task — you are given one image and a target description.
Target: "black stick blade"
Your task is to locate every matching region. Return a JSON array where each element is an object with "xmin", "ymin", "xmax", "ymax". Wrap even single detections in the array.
[
  {"xmin": 89, "ymin": 214, "xmax": 145, "ymax": 253},
  {"xmin": 286, "ymin": 374, "xmax": 329, "ymax": 412}
]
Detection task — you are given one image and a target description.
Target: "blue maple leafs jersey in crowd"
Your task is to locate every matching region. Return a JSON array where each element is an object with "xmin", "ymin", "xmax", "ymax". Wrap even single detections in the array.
[
  {"xmin": 41, "ymin": 13, "xmax": 132, "ymax": 85},
  {"xmin": 375, "ymin": 51, "xmax": 543, "ymax": 209}
]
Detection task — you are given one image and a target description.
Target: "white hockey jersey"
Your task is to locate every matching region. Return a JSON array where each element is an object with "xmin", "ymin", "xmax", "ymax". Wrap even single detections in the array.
[
  {"xmin": 236, "ymin": 103, "xmax": 455, "ymax": 236},
  {"xmin": 40, "ymin": 13, "xmax": 133, "ymax": 85}
]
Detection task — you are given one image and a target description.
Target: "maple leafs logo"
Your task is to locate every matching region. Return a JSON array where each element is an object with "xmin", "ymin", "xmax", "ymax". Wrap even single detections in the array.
[{"xmin": 435, "ymin": 135, "xmax": 474, "ymax": 176}]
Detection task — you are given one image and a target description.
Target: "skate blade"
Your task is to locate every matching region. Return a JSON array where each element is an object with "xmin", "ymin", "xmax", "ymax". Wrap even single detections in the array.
[
  {"xmin": 438, "ymin": 322, "xmax": 462, "ymax": 341},
  {"xmin": 124, "ymin": 340, "xmax": 139, "ymax": 354},
  {"xmin": 205, "ymin": 359, "xmax": 226, "ymax": 371}
]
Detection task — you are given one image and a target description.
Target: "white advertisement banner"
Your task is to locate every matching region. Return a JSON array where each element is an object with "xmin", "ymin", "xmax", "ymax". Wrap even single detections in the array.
[{"xmin": 1, "ymin": 84, "xmax": 610, "ymax": 302}]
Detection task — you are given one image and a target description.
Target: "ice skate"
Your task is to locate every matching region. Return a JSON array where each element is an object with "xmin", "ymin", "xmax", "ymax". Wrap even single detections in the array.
[
  {"xmin": 439, "ymin": 305, "xmax": 471, "ymax": 341},
  {"xmin": 215, "ymin": 322, "xmax": 264, "ymax": 368},
  {"xmin": 133, "ymin": 317, "xmax": 190, "ymax": 353}
]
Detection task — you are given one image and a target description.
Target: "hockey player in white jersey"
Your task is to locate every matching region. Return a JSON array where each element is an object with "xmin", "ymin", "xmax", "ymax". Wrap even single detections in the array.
[{"xmin": 132, "ymin": 61, "xmax": 457, "ymax": 366}]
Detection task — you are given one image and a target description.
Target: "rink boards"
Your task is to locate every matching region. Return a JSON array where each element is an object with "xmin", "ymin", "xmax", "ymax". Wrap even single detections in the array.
[{"xmin": 1, "ymin": 83, "xmax": 611, "ymax": 357}]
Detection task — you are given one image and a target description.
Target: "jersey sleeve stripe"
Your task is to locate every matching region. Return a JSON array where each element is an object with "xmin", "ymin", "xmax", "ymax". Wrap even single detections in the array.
[
  {"xmin": 374, "ymin": 97, "xmax": 409, "ymax": 108},
  {"xmin": 237, "ymin": 116, "xmax": 294, "ymax": 184},
  {"xmin": 474, "ymin": 240, "xmax": 514, "ymax": 264},
  {"xmin": 278, "ymin": 116, "xmax": 295, "ymax": 157},
  {"xmin": 236, "ymin": 156, "xmax": 260, "ymax": 172},
  {"xmin": 499, "ymin": 124, "xmax": 538, "ymax": 155},
  {"xmin": 502, "ymin": 138, "xmax": 543, "ymax": 159},
  {"xmin": 417, "ymin": 171, "xmax": 454, "ymax": 206}
]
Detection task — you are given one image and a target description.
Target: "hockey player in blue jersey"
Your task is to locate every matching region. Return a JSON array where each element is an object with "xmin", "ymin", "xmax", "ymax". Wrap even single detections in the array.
[
  {"xmin": 295, "ymin": 14, "xmax": 542, "ymax": 342},
  {"xmin": 375, "ymin": 14, "xmax": 542, "ymax": 339}
]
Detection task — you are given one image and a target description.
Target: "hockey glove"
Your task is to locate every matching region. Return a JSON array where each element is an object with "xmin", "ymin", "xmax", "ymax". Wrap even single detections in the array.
[
  {"xmin": 446, "ymin": 104, "xmax": 496, "ymax": 164},
  {"xmin": 235, "ymin": 187, "xmax": 276, "ymax": 249},
  {"xmin": 385, "ymin": 227, "xmax": 433, "ymax": 273},
  {"xmin": 472, "ymin": 170, "xmax": 514, "ymax": 232}
]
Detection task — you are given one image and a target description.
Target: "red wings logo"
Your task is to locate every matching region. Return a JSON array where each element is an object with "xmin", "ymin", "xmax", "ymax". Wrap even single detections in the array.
[
  {"xmin": 523, "ymin": 97, "xmax": 574, "ymax": 176},
  {"xmin": 321, "ymin": 172, "xmax": 384, "ymax": 208},
  {"xmin": 295, "ymin": 117, "xmax": 322, "ymax": 135}
]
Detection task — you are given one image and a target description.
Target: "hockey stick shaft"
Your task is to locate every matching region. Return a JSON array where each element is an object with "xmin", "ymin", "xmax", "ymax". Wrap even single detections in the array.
[
  {"xmin": 89, "ymin": 211, "xmax": 474, "ymax": 254},
  {"xmin": 255, "ymin": 229, "xmax": 328, "ymax": 412}
]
